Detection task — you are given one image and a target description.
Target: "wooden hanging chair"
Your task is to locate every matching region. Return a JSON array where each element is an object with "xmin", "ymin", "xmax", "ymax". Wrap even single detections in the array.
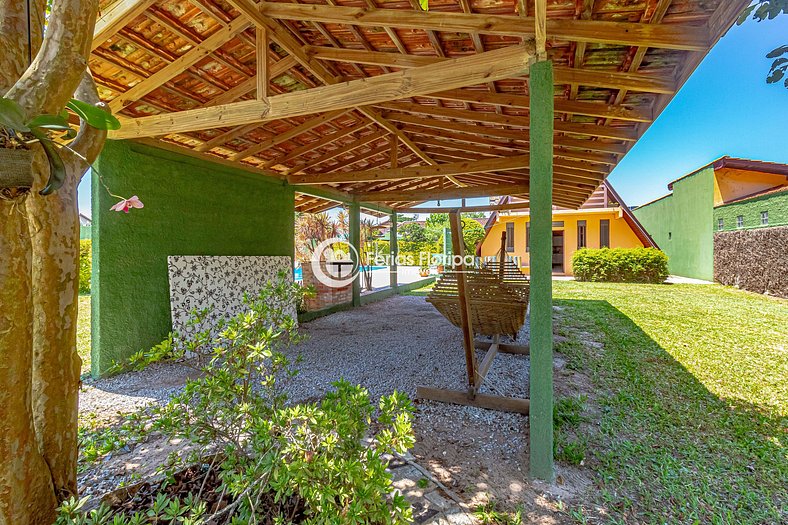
[
  {"xmin": 417, "ymin": 216, "xmax": 531, "ymax": 414},
  {"xmin": 426, "ymin": 268, "xmax": 529, "ymax": 338}
]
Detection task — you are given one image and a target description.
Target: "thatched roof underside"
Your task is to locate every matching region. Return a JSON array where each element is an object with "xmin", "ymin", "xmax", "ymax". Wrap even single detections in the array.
[{"xmin": 91, "ymin": 0, "xmax": 748, "ymax": 213}]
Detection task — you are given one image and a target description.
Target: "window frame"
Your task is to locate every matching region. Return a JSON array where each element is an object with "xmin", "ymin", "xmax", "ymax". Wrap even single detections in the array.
[
  {"xmin": 577, "ymin": 220, "xmax": 587, "ymax": 249},
  {"xmin": 761, "ymin": 210, "xmax": 769, "ymax": 226},
  {"xmin": 599, "ymin": 219, "xmax": 610, "ymax": 248},
  {"xmin": 505, "ymin": 222, "xmax": 515, "ymax": 252},
  {"xmin": 717, "ymin": 217, "xmax": 724, "ymax": 231},
  {"xmin": 737, "ymin": 215, "xmax": 744, "ymax": 228}
]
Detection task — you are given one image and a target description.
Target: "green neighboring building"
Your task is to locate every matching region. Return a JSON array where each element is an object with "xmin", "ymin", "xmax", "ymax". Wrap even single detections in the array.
[{"xmin": 634, "ymin": 157, "xmax": 788, "ymax": 281}]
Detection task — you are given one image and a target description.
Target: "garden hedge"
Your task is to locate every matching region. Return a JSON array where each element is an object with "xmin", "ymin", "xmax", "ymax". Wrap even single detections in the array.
[
  {"xmin": 572, "ymin": 247, "xmax": 668, "ymax": 284},
  {"xmin": 79, "ymin": 239, "xmax": 91, "ymax": 294}
]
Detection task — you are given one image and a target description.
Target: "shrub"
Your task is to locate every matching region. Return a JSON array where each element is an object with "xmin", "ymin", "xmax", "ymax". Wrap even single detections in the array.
[
  {"xmin": 572, "ymin": 247, "xmax": 668, "ymax": 283},
  {"xmin": 79, "ymin": 239, "xmax": 91, "ymax": 294},
  {"xmin": 69, "ymin": 275, "xmax": 415, "ymax": 524}
]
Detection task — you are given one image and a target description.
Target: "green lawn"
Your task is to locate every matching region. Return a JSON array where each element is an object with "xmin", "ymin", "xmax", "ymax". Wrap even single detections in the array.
[
  {"xmin": 552, "ymin": 281, "xmax": 787, "ymax": 524},
  {"xmin": 77, "ymin": 295, "xmax": 91, "ymax": 375}
]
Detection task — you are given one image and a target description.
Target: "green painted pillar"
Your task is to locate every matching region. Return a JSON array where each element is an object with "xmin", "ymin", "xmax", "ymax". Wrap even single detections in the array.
[
  {"xmin": 350, "ymin": 202, "xmax": 361, "ymax": 306},
  {"xmin": 529, "ymin": 59, "xmax": 555, "ymax": 481},
  {"xmin": 390, "ymin": 212, "xmax": 398, "ymax": 291}
]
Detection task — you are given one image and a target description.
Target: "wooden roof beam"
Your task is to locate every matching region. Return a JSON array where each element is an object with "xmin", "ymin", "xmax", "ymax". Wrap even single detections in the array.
[
  {"xmin": 111, "ymin": 44, "xmax": 534, "ymax": 140},
  {"xmin": 304, "ymin": 46, "xmax": 675, "ymax": 95},
  {"xmin": 93, "ymin": 0, "xmax": 156, "ymax": 49},
  {"xmin": 378, "ymin": 102, "xmax": 638, "ymax": 142},
  {"xmin": 255, "ymin": 2, "xmax": 708, "ymax": 50},
  {"xmin": 108, "ymin": 16, "xmax": 252, "ymax": 112},
  {"xmin": 289, "ymin": 155, "xmax": 531, "ymax": 185},
  {"xmin": 289, "ymin": 130, "xmax": 389, "ymax": 174},
  {"xmin": 354, "ymin": 183, "xmax": 529, "ymax": 203}
]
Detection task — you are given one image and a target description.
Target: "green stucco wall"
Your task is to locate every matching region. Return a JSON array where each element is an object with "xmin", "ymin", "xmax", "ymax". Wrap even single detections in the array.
[
  {"xmin": 91, "ymin": 140, "xmax": 294, "ymax": 376},
  {"xmin": 714, "ymin": 190, "xmax": 788, "ymax": 231},
  {"xmin": 633, "ymin": 167, "xmax": 715, "ymax": 280},
  {"xmin": 80, "ymin": 226, "xmax": 91, "ymax": 239}
]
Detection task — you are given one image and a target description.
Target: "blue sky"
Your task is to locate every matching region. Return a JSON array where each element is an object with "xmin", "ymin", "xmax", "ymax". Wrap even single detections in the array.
[{"xmin": 79, "ymin": 14, "xmax": 788, "ymax": 217}]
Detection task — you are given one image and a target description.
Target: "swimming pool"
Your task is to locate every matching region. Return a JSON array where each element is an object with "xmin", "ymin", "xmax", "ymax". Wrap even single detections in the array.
[{"xmin": 293, "ymin": 265, "xmax": 387, "ymax": 281}]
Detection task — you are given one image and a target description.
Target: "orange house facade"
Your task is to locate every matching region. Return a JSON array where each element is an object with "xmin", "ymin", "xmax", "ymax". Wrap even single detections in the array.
[{"xmin": 480, "ymin": 182, "xmax": 656, "ymax": 276}]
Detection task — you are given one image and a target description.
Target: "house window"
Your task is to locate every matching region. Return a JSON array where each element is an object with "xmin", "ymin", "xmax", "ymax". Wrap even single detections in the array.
[
  {"xmin": 525, "ymin": 222, "xmax": 530, "ymax": 252},
  {"xmin": 552, "ymin": 221, "xmax": 565, "ymax": 227},
  {"xmin": 761, "ymin": 211, "xmax": 769, "ymax": 225},
  {"xmin": 505, "ymin": 222, "xmax": 515, "ymax": 251},
  {"xmin": 717, "ymin": 218, "xmax": 724, "ymax": 231},
  {"xmin": 737, "ymin": 215, "xmax": 744, "ymax": 228},
  {"xmin": 600, "ymin": 219, "xmax": 610, "ymax": 248},
  {"xmin": 577, "ymin": 220, "xmax": 587, "ymax": 249}
]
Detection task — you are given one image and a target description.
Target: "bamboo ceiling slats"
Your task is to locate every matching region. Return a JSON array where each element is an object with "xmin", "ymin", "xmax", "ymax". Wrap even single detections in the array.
[{"xmin": 90, "ymin": 0, "xmax": 748, "ymax": 212}]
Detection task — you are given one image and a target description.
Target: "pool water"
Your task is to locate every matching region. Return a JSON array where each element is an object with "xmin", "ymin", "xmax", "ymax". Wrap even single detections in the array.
[{"xmin": 293, "ymin": 265, "xmax": 386, "ymax": 281}]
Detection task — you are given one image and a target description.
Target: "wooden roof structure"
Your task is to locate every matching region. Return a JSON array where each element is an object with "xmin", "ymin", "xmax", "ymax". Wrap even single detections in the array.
[{"xmin": 91, "ymin": 0, "xmax": 749, "ymax": 213}]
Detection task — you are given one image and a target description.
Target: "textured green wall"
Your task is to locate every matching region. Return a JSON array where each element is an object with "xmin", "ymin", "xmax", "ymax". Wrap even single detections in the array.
[
  {"xmin": 634, "ymin": 167, "xmax": 715, "ymax": 280},
  {"xmin": 80, "ymin": 226, "xmax": 91, "ymax": 239},
  {"xmin": 92, "ymin": 140, "xmax": 294, "ymax": 376},
  {"xmin": 714, "ymin": 190, "xmax": 788, "ymax": 231}
]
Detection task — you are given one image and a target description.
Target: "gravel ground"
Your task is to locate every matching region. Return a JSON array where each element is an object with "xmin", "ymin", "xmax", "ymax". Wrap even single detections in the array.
[{"xmin": 79, "ymin": 295, "xmax": 589, "ymax": 521}]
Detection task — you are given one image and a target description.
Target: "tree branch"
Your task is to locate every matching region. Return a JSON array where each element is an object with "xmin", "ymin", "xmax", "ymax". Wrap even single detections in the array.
[
  {"xmin": 69, "ymin": 71, "xmax": 108, "ymax": 174},
  {"xmin": 4, "ymin": 0, "xmax": 99, "ymax": 117}
]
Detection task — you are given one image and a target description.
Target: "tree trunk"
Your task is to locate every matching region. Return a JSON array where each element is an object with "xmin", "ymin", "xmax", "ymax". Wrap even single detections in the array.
[
  {"xmin": 28, "ymin": 73, "xmax": 107, "ymax": 501},
  {"xmin": 0, "ymin": 192, "xmax": 57, "ymax": 525},
  {"xmin": 0, "ymin": 0, "xmax": 102, "ymax": 520}
]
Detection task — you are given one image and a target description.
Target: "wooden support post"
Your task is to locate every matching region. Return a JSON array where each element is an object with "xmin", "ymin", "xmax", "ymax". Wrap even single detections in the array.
[
  {"xmin": 256, "ymin": 26, "xmax": 268, "ymax": 99},
  {"xmin": 350, "ymin": 202, "xmax": 361, "ymax": 307},
  {"xmin": 389, "ymin": 212, "xmax": 398, "ymax": 291},
  {"xmin": 529, "ymin": 59, "xmax": 555, "ymax": 481},
  {"xmin": 448, "ymin": 211, "xmax": 477, "ymax": 392}
]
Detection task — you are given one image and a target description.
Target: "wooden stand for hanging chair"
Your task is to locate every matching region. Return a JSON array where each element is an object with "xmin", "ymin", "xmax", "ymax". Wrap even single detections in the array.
[{"xmin": 417, "ymin": 213, "xmax": 531, "ymax": 414}]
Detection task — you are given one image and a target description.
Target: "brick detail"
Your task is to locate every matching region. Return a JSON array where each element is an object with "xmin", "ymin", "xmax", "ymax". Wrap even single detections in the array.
[{"xmin": 301, "ymin": 262, "xmax": 353, "ymax": 311}]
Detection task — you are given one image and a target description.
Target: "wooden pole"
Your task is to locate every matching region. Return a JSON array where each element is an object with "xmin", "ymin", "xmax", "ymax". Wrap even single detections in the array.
[
  {"xmin": 350, "ymin": 202, "xmax": 361, "ymax": 307},
  {"xmin": 389, "ymin": 212, "xmax": 398, "ymax": 291},
  {"xmin": 256, "ymin": 26, "xmax": 268, "ymax": 99},
  {"xmin": 448, "ymin": 211, "xmax": 478, "ymax": 392},
  {"xmin": 529, "ymin": 59, "xmax": 555, "ymax": 481}
]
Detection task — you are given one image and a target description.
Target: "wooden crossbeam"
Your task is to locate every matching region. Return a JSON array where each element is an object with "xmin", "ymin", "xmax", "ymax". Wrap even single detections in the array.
[
  {"xmin": 354, "ymin": 183, "xmax": 528, "ymax": 202},
  {"xmin": 305, "ymin": 45, "xmax": 675, "ymax": 95},
  {"xmin": 378, "ymin": 102, "xmax": 638, "ymax": 142},
  {"xmin": 430, "ymin": 89, "xmax": 652, "ymax": 123},
  {"xmin": 201, "ymin": 55, "xmax": 299, "ymax": 108},
  {"xmin": 92, "ymin": 0, "xmax": 156, "ymax": 49},
  {"xmin": 416, "ymin": 387, "xmax": 530, "ymax": 414},
  {"xmin": 108, "ymin": 16, "xmax": 252, "ymax": 112},
  {"xmin": 255, "ymin": 2, "xmax": 708, "ymax": 50},
  {"xmin": 289, "ymin": 155, "xmax": 530, "ymax": 185},
  {"xmin": 109, "ymin": 45, "xmax": 534, "ymax": 139},
  {"xmin": 396, "ymin": 201, "xmax": 531, "ymax": 214}
]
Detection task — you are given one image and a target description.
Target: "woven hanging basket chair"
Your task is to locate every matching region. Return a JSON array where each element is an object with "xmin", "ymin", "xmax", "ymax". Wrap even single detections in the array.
[{"xmin": 426, "ymin": 267, "xmax": 530, "ymax": 338}]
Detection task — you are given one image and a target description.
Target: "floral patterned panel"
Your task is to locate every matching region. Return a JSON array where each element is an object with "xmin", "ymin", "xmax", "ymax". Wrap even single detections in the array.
[{"xmin": 167, "ymin": 255, "xmax": 294, "ymax": 340}]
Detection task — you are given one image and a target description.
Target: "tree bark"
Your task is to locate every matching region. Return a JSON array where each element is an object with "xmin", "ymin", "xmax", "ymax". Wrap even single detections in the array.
[
  {"xmin": 0, "ymin": 192, "xmax": 57, "ymax": 525},
  {"xmin": 0, "ymin": 0, "xmax": 102, "ymax": 520},
  {"xmin": 29, "ymin": 73, "xmax": 107, "ymax": 499}
]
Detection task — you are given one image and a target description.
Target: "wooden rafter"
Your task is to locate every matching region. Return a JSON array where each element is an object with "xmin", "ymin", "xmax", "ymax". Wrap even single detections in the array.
[
  {"xmin": 253, "ymin": 2, "xmax": 709, "ymax": 50},
  {"xmin": 110, "ymin": 44, "xmax": 534, "ymax": 139},
  {"xmin": 93, "ymin": 0, "xmax": 156, "ymax": 49}
]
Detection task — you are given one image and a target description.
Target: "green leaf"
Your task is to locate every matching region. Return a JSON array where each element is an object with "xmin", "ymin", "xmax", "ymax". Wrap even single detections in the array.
[
  {"xmin": 66, "ymin": 99, "xmax": 121, "ymax": 130},
  {"xmin": 0, "ymin": 97, "xmax": 30, "ymax": 132},
  {"xmin": 766, "ymin": 45, "xmax": 788, "ymax": 59},
  {"xmin": 31, "ymin": 130, "xmax": 67, "ymax": 196},
  {"xmin": 418, "ymin": 0, "xmax": 428, "ymax": 11},
  {"xmin": 26, "ymin": 113, "xmax": 72, "ymax": 131}
]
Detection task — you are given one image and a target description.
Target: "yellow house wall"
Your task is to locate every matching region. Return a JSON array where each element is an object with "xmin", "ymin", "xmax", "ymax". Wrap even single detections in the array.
[{"xmin": 479, "ymin": 209, "xmax": 645, "ymax": 275}]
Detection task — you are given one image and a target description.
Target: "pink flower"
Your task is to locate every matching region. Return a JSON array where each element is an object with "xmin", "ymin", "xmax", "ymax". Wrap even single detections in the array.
[{"xmin": 110, "ymin": 195, "xmax": 144, "ymax": 213}]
